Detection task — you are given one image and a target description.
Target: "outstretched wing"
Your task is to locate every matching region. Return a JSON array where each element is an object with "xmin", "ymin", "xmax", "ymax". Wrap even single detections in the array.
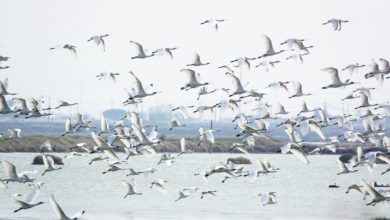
[{"xmin": 50, "ymin": 195, "xmax": 69, "ymax": 219}]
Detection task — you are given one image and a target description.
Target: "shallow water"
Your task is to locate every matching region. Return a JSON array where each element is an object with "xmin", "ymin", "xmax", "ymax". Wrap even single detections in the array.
[{"xmin": 0, "ymin": 153, "xmax": 389, "ymax": 220}]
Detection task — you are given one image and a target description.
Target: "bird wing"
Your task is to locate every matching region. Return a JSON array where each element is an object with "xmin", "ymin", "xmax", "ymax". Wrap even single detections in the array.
[
  {"xmin": 129, "ymin": 41, "xmax": 144, "ymax": 54},
  {"xmin": 0, "ymin": 80, "xmax": 7, "ymax": 93},
  {"xmin": 377, "ymin": 154, "xmax": 390, "ymax": 165},
  {"xmin": 0, "ymin": 94, "xmax": 11, "ymax": 111},
  {"xmin": 153, "ymin": 182, "xmax": 167, "ymax": 194},
  {"xmin": 100, "ymin": 116, "xmax": 108, "ymax": 132},
  {"xmin": 192, "ymin": 53, "xmax": 201, "ymax": 64},
  {"xmin": 0, "ymin": 179, "xmax": 7, "ymax": 189},
  {"xmin": 148, "ymin": 126, "xmax": 159, "ymax": 141},
  {"xmin": 290, "ymin": 144, "xmax": 309, "ymax": 164},
  {"xmin": 2, "ymin": 160, "xmax": 17, "ymax": 178},
  {"xmin": 180, "ymin": 137, "xmax": 186, "ymax": 152},
  {"xmin": 47, "ymin": 155, "xmax": 56, "ymax": 169},
  {"xmin": 121, "ymin": 180, "xmax": 132, "ymax": 193},
  {"xmin": 260, "ymin": 34, "xmax": 274, "ymax": 54},
  {"xmin": 356, "ymin": 146, "xmax": 363, "ymax": 161},
  {"xmin": 133, "ymin": 126, "xmax": 149, "ymax": 143},
  {"xmin": 258, "ymin": 193, "xmax": 269, "ymax": 205},
  {"xmin": 103, "ymin": 149, "xmax": 120, "ymax": 163},
  {"xmin": 309, "ymin": 121, "xmax": 326, "ymax": 140},
  {"xmin": 129, "ymin": 72, "xmax": 146, "ymax": 95},
  {"xmin": 293, "ymin": 82, "xmax": 303, "ymax": 94},
  {"xmin": 337, "ymin": 159, "xmax": 349, "ymax": 172},
  {"xmin": 322, "ymin": 67, "xmax": 342, "ymax": 84},
  {"xmin": 91, "ymin": 131, "xmax": 108, "ymax": 147},
  {"xmin": 205, "ymin": 130, "xmax": 215, "ymax": 143},
  {"xmin": 25, "ymin": 186, "xmax": 40, "ymax": 204},
  {"xmin": 65, "ymin": 119, "xmax": 72, "ymax": 132},
  {"xmin": 50, "ymin": 195, "xmax": 69, "ymax": 219},
  {"xmin": 181, "ymin": 68, "xmax": 198, "ymax": 84},
  {"xmin": 299, "ymin": 120, "xmax": 310, "ymax": 136},
  {"xmin": 361, "ymin": 179, "xmax": 385, "ymax": 200},
  {"xmin": 225, "ymin": 72, "xmax": 244, "ymax": 93},
  {"xmin": 12, "ymin": 98, "xmax": 28, "ymax": 111},
  {"xmin": 331, "ymin": 19, "xmax": 339, "ymax": 30}
]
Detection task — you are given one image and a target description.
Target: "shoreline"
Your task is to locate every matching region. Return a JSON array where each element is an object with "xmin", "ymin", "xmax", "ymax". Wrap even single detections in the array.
[{"xmin": 0, "ymin": 135, "xmax": 383, "ymax": 155}]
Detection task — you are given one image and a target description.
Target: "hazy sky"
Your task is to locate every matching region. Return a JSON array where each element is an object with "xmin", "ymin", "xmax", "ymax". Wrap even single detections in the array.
[{"xmin": 0, "ymin": 0, "xmax": 389, "ymax": 117}]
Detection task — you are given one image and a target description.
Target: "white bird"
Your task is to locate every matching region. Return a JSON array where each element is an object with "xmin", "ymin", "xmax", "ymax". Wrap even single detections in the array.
[
  {"xmin": 152, "ymin": 47, "xmax": 177, "ymax": 59},
  {"xmin": 288, "ymin": 82, "xmax": 311, "ymax": 98},
  {"xmin": 342, "ymin": 63, "xmax": 366, "ymax": 75},
  {"xmin": 96, "ymin": 72, "xmax": 120, "ymax": 82},
  {"xmin": 197, "ymin": 86, "xmax": 217, "ymax": 100},
  {"xmin": 12, "ymin": 98, "xmax": 30, "ymax": 117},
  {"xmin": 180, "ymin": 68, "xmax": 209, "ymax": 91},
  {"xmin": 231, "ymin": 57, "xmax": 255, "ymax": 71},
  {"xmin": 321, "ymin": 67, "xmax": 357, "ymax": 89},
  {"xmin": 61, "ymin": 118, "xmax": 76, "ymax": 136},
  {"xmin": 89, "ymin": 156, "xmax": 109, "ymax": 167},
  {"xmin": 225, "ymin": 72, "xmax": 246, "ymax": 97},
  {"xmin": 41, "ymin": 153, "xmax": 62, "ymax": 176},
  {"xmin": 175, "ymin": 191, "xmax": 191, "ymax": 202},
  {"xmin": 0, "ymin": 94, "xmax": 14, "ymax": 114},
  {"xmin": 5, "ymin": 128, "xmax": 22, "ymax": 139},
  {"xmin": 90, "ymin": 132, "xmax": 120, "ymax": 163},
  {"xmin": 322, "ymin": 19, "xmax": 349, "ymax": 31},
  {"xmin": 361, "ymin": 179, "xmax": 390, "ymax": 206},
  {"xmin": 265, "ymin": 81, "xmax": 290, "ymax": 92},
  {"xmin": 129, "ymin": 71, "xmax": 158, "ymax": 99},
  {"xmin": 186, "ymin": 53, "xmax": 210, "ymax": 66},
  {"xmin": 49, "ymin": 194, "xmax": 86, "ymax": 220},
  {"xmin": 177, "ymin": 137, "xmax": 193, "ymax": 157},
  {"xmin": 64, "ymin": 152, "xmax": 84, "ymax": 159},
  {"xmin": 50, "ymin": 44, "xmax": 77, "ymax": 56},
  {"xmin": 258, "ymin": 34, "xmax": 285, "ymax": 58},
  {"xmin": 69, "ymin": 143, "xmax": 93, "ymax": 153},
  {"xmin": 363, "ymin": 151, "xmax": 390, "ymax": 166},
  {"xmin": 133, "ymin": 125, "xmax": 160, "ymax": 151},
  {"xmin": 256, "ymin": 60, "xmax": 281, "ymax": 72},
  {"xmin": 307, "ymin": 119, "xmax": 326, "ymax": 140},
  {"xmin": 98, "ymin": 115, "xmax": 110, "ymax": 136},
  {"xmin": 129, "ymin": 41, "xmax": 154, "ymax": 59},
  {"xmin": 354, "ymin": 93, "xmax": 378, "ymax": 109},
  {"xmin": 11, "ymin": 185, "xmax": 44, "ymax": 213},
  {"xmin": 200, "ymin": 19, "xmax": 225, "ymax": 31},
  {"xmin": 274, "ymin": 103, "xmax": 289, "ymax": 115},
  {"xmin": 122, "ymin": 179, "xmax": 142, "ymax": 197},
  {"xmin": 200, "ymin": 190, "xmax": 217, "ymax": 199},
  {"xmin": 157, "ymin": 153, "xmax": 175, "ymax": 166},
  {"xmin": 0, "ymin": 79, "xmax": 16, "ymax": 95},
  {"xmin": 73, "ymin": 113, "xmax": 94, "ymax": 131},
  {"xmin": 337, "ymin": 157, "xmax": 358, "ymax": 175},
  {"xmin": 1, "ymin": 160, "xmax": 36, "ymax": 183},
  {"xmin": 54, "ymin": 100, "xmax": 77, "ymax": 109},
  {"xmin": 198, "ymin": 127, "xmax": 215, "ymax": 146},
  {"xmin": 87, "ymin": 34, "xmax": 109, "ymax": 51},
  {"xmin": 280, "ymin": 143, "xmax": 309, "ymax": 164},
  {"xmin": 150, "ymin": 179, "xmax": 168, "ymax": 193},
  {"xmin": 258, "ymin": 192, "xmax": 277, "ymax": 206}
]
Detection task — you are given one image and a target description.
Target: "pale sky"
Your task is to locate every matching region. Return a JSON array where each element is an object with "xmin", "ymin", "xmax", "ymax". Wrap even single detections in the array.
[{"xmin": 0, "ymin": 0, "xmax": 389, "ymax": 118}]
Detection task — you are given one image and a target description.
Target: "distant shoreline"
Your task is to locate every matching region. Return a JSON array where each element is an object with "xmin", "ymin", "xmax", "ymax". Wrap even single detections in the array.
[{"xmin": 0, "ymin": 135, "xmax": 380, "ymax": 154}]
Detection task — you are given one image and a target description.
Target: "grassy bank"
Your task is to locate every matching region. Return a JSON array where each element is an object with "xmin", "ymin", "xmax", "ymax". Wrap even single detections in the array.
[
  {"xmin": 0, "ymin": 135, "xmax": 282, "ymax": 153},
  {"xmin": 0, "ymin": 135, "xmax": 381, "ymax": 154}
]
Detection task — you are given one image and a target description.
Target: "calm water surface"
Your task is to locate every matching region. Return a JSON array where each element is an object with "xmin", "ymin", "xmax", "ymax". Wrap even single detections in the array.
[{"xmin": 0, "ymin": 153, "xmax": 389, "ymax": 220}]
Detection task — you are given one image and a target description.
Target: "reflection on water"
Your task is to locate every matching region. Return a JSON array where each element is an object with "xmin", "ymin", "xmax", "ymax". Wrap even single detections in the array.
[{"xmin": 0, "ymin": 153, "xmax": 389, "ymax": 219}]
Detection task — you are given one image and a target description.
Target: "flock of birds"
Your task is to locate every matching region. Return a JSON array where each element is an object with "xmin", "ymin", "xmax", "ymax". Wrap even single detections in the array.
[{"xmin": 0, "ymin": 17, "xmax": 390, "ymax": 219}]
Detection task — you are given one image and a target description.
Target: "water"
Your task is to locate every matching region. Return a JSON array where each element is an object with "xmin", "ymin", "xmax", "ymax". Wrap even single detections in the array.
[{"xmin": 0, "ymin": 153, "xmax": 389, "ymax": 220}]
